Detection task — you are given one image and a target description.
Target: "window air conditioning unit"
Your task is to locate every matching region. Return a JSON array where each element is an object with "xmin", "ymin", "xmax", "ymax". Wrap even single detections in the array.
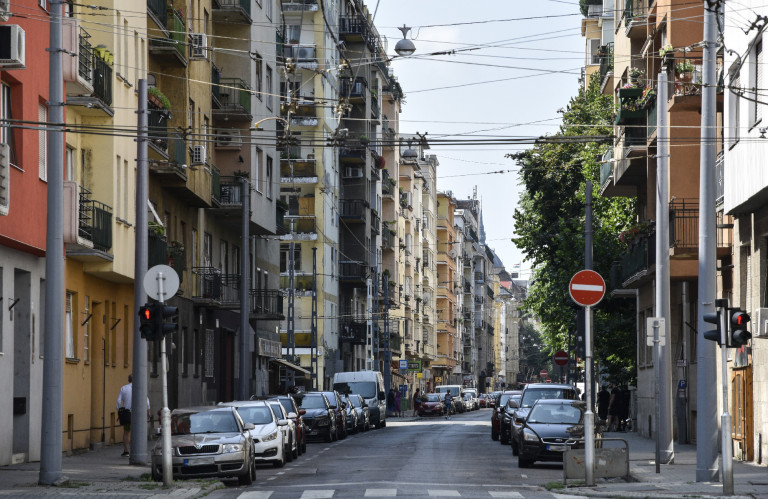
[
  {"xmin": 0, "ymin": 143, "xmax": 9, "ymax": 215},
  {"xmin": 215, "ymin": 129, "xmax": 243, "ymax": 149},
  {"xmin": 191, "ymin": 145, "xmax": 206, "ymax": 165},
  {"xmin": 344, "ymin": 167, "xmax": 362, "ymax": 178},
  {"xmin": 0, "ymin": 25, "xmax": 26, "ymax": 69},
  {"xmin": 296, "ymin": 46, "xmax": 314, "ymax": 60},
  {"xmin": 755, "ymin": 308, "xmax": 768, "ymax": 338},
  {"xmin": 190, "ymin": 33, "xmax": 207, "ymax": 59},
  {"xmin": 0, "ymin": 0, "xmax": 10, "ymax": 21}
]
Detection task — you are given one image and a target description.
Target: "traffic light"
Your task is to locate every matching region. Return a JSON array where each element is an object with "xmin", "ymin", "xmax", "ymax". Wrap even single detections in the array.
[
  {"xmin": 152, "ymin": 302, "xmax": 179, "ymax": 338},
  {"xmin": 138, "ymin": 304, "xmax": 156, "ymax": 340},
  {"xmin": 702, "ymin": 310, "xmax": 722, "ymax": 344},
  {"xmin": 574, "ymin": 308, "xmax": 585, "ymax": 358},
  {"xmin": 729, "ymin": 309, "xmax": 751, "ymax": 347}
]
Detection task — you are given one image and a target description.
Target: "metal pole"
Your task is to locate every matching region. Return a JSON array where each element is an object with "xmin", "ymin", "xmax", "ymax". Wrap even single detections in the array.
[
  {"xmin": 696, "ymin": 0, "xmax": 720, "ymax": 482},
  {"xmin": 130, "ymin": 80, "xmax": 149, "ymax": 465},
  {"xmin": 383, "ymin": 273, "xmax": 391, "ymax": 393},
  {"xmin": 311, "ymin": 247, "xmax": 318, "ymax": 391},
  {"xmin": 157, "ymin": 273, "xmax": 172, "ymax": 487},
  {"xmin": 584, "ymin": 304, "xmax": 595, "ymax": 486},
  {"xmin": 584, "ymin": 181, "xmax": 594, "ymax": 411},
  {"xmin": 286, "ymin": 222, "xmax": 295, "ymax": 391},
  {"xmin": 366, "ymin": 277, "xmax": 373, "ymax": 370},
  {"xmin": 238, "ymin": 178, "xmax": 250, "ymax": 401},
  {"xmin": 654, "ymin": 320, "xmax": 661, "ymax": 474},
  {"xmin": 656, "ymin": 72, "xmax": 674, "ymax": 465},
  {"xmin": 719, "ymin": 303, "xmax": 733, "ymax": 494},
  {"xmin": 40, "ymin": 0, "xmax": 65, "ymax": 483}
]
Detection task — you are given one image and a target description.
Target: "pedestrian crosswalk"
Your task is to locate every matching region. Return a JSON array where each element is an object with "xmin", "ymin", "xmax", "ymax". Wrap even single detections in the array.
[{"xmin": 234, "ymin": 490, "xmax": 569, "ymax": 498}]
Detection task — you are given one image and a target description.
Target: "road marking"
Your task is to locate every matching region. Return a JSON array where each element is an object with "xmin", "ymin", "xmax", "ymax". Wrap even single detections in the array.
[
  {"xmin": 267, "ymin": 476, "xmax": 277, "ymax": 481},
  {"xmin": 571, "ymin": 283, "xmax": 604, "ymax": 292},
  {"xmin": 552, "ymin": 495, "xmax": 588, "ymax": 499},
  {"xmin": 489, "ymin": 492, "xmax": 523, "ymax": 498},
  {"xmin": 237, "ymin": 492, "xmax": 273, "ymax": 499},
  {"xmin": 428, "ymin": 490, "xmax": 461, "ymax": 497},
  {"xmin": 520, "ymin": 474, "xmax": 527, "ymax": 479},
  {"xmin": 364, "ymin": 489, "xmax": 397, "ymax": 497},
  {"xmin": 300, "ymin": 491, "xmax": 335, "ymax": 499},
  {"xmin": 277, "ymin": 471, "xmax": 285, "ymax": 475}
]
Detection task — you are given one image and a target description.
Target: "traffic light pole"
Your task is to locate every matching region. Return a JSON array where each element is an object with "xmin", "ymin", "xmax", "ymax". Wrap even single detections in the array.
[
  {"xmin": 719, "ymin": 301, "xmax": 733, "ymax": 495},
  {"xmin": 584, "ymin": 304, "xmax": 595, "ymax": 487},
  {"xmin": 157, "ymin": 272, "xmax": 172, "ymax": 487}
]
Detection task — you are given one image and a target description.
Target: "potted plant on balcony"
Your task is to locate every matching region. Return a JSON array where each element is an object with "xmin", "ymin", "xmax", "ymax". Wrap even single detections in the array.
[
  {"xmin": 675, "ymin": 60, "xmax": 694, "ymax": 81},
  {"xmin": 619, "ymin": 220, "xmax": 653, "ymax": 246},
  {"xmin": 628, "ymin": 67, "xmax": 644, "ymax": 86},
  {"xmin": 359, "ymin": 134, "xmax": 369, "ymax": 146},
  {"xmin": 658, "ymin": 44, "xmax": 674, "ymax": 66},
  {"xmin": 148, "ymin": 87, "xmax": 171, "ymax": 112}
]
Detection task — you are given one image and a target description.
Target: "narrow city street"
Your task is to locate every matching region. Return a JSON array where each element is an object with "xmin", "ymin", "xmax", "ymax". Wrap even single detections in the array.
[{"xmin": 207, "ymin": 409, "xmax": 565, "ymax": 499}]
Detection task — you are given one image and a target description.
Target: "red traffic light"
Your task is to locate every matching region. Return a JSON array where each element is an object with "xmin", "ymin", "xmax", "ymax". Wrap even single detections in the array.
[{"xmin": 142, "ymin": 308, "xmax": 152, "ymax": 320}]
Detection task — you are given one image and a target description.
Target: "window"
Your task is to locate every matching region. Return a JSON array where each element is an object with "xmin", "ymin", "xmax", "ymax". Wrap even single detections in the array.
[
  {"xmin": 254, "ymin": 147, "xmax": 263, "ymax": 193},
  {"xmin": 266, "ymin": 156, "xmax": 273, "ymax": 198},
  {"xmin": 66, "ymin": 292, "xmax": 75, "ymax": 359},
  {"xmin": 751, "ymin": 38, "xmax": 763, "ymax": 127},
  {"xmin": 254, "ymin": 53, "xmax": 263, "ymax": 100},
  {"xmin": 588, "ymin": 39, "xmax": 600, "ymax": 65},
  {"xmin": 39, "ymin": 104, "xmax": 48, "ymax": 181},
  {"xmin": 266, "ymin": 67, "xmax": 273, "ymax": 111},
  {"xmin": 729, "ymin": 71, "xmax": 741, "ymax": 148},
  {"xmin": 280, "ymin": 243, "xmax": 301, "ymax": 272},
  {"xmin": 265, "ymin": 0, "xmax": 272, "ymax": 20},
  {"xmin": 66, "ymin": 147, "xmax": 75, "ymax": 181}
]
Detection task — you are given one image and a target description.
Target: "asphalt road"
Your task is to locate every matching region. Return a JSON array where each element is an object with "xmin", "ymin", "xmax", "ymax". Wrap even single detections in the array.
[{"xmin": 206, "ymin": 408, "xmax": 571, "ymax": 499}]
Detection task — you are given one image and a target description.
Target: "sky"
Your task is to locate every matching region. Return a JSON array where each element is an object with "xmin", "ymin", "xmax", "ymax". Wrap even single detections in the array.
[{"xmin": 372, "ymin": 1, "xmax": 585, "ymax": 279}]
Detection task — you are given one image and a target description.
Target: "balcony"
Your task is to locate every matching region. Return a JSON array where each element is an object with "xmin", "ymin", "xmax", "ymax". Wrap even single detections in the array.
[
  {"xmin": 147, "ymin": 0, "xmax": 168, "ymax": 27},
  {"xmin": 213, "ymin": 0, "xmax": 252, "ymax": 24},
  {"xmin": 287, "ymin": 100, "xmax": 319, "ymax": 127},
  {"xmin": 382, "ymin": 223, "xmax": 395, "ymax": 250},
  {"xmin": 66, "ymin": 44, "xmax": 113, "ymax": 116},
  {"xmin": 615, "ymin": 87, "xmax": 644, "ymax": 125},
  {"xmin": 598, "ymin": 44, "xmax": 614, "ymax": 92},
  {"xmin": 340, "ymin": 145, "xmax": 368, "ymax": 164},
  {"xmin": 340, "ymin": 321, "xmax": 367, "ymax": 345},
  {"xmin": 149, "ymin": 133, "xmax": 187, "ymax": 183},
  {"xmin": 281, "ymin": 44, "xmax": 318, "ymax": 70},
  {"xmin": 340, "ymin": 77, "xmax": 368, "ymax": 102},
  {"xmin": 669, "ymin": 62, "xmax": 705, "ymax": 111},
  {"xmin": 624, "ymin": 0, "xmax": 647, "ymax": 39},
  {"xmin": 63, "ymin": 21, "xmax": 94, "ymax": 95},
  {"xmin": 250, "ymin": 290, "xmax": 284, "ymax": 320},
  {"xmin": 211, "ymin": 63, "xmax": 221, "ymax": 108},
  {"xmin": 614, "ymin": 230, "xmax": 655, "ymax": 287},
  {"xmin": 149, "ymin": 8, "xmax": 187, "ymax": 66},
  {"xmin": 280, "ymin": 273, "xmax": 315, "ymax": 296},
  {"xmin": 371, "ymin": 210, "xmax": 381, "ymax": 234},
  {"xmin": 280, "ymin": 158, "xmax": 317, "ymax": 183},
  {"xmin": 147, "ymin": 106, "xmax": 171, "ymax": 157},
  {"xmin": 64, "ymin": 182, "xmax": 113, "ymax": 261},
  {"xmin": 340, "ymin": 261, "xmax": 367, "ymax": 286},
  {"xmin": 213, "ymin": 78, "xmax": 253, "ymax": 122},
  {"xmin": 370, "ymin": 98, "xmax": 381, "ymax": 124},
  {"xmin": 149, "ymin": 229, "xmax": 168, "ymax": 268},
  {"xmin": 669, "ymin": 199, "xmax": 731, "ymax": 259},
  {"xmin": 338, "ymin": 14, "xmax": 369, "ymax": 44},
  {"xmin": 281, "ymin": 216, "xmax": 318, "ymax": 241},
  {"xmin": 382, "ymin": 169, "xmax": 396, "ymax": 196},
  {"xmin": 167, "ymin": 241, "xmax": 185, "ymax": 282},
  {"xmin": 340, "ymin": 199, "xmax": 367, "ymax": 223},
  {"xmin": 281, "ymin": 0, "xmax": 318, "ymax": 11}
]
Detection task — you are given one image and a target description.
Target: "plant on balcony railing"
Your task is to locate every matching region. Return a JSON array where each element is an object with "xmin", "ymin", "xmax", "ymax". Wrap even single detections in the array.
[
  {"xmin": 619, "ymin": 220, "xmax": 653, "ymax": 246},
  {"xmin": 148, "ymin": 86, "xmax": 171, "ymax": 110}
]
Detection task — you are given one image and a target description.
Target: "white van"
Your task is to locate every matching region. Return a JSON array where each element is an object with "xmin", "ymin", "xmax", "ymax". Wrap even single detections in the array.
[
  {"xmin": 435, "ymin": 384, "xmax": 463, "ymax": 398},
  {"xmin": 332, "ymin": 371, "xmax": 387, "ymax": 428}
]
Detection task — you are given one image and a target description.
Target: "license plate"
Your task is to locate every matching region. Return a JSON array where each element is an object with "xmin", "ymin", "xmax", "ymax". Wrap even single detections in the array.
[
  {"xmin": 546, "ymin": 444, "xmax": 566, "ymax": 452},
  {"xmin": 183, "ymin": 457, "xmax": 214, "ymax": 466}
]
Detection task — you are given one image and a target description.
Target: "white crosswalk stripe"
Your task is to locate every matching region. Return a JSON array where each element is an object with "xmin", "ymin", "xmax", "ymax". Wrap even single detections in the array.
[
  {"xmin": 551, "ymin": 494, "xmax": 589, "ymax": 499},
  {"xmin": 428, "ymin": 490, "xmax": 461, "ymax": 497},
  {"xmin": 300, "ymin": 490, "xmax": 335, "ymax": 499},
  {"xmin": 236, "ymin": 492, "xmax": 273, "ymax": 499},
  {"xmin": 489, "ymin": 492, "xmax": 524, "ymax": 498},
  {"xmin": 237, "ymin": 488, "xmax": 563, "ymax": 498},
  {"xmin": 364, "ymin": 489, "xmax": 398, "ymax": 497}
]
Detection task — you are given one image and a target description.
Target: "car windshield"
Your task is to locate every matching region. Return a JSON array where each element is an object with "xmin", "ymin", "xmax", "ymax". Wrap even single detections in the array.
[
  {"xmin": 521, "ymin": 388, "xmax": 571, "ymax": 408},
  {"xmin": 464, "ymin": 394, "xmax": 472, "ymax": 400},
  {"xmin": 268, "ymin": 403, "xmax": 285, "ymax": 418},
  {"xmin": 348, "ymin": 397, "xmax": 362, "ymax": 408},
  {"xmin": 424, "ymin": 394, "xmax": 440, "ymax": 402},
  {"xmin": 334, "ymin": 381, "xmax": 377, "ymax": 399},
  {"xmin": 276, "ymin": 399, "xmax": 293, "ymax": 415},
  {"xmin": 527, "ymin": 403, "xmax": 583, "ymax": 424},
  {"xmin": 298, "ymin": 395, "xmax": 326, "ymax": 410},
  {"xmin": 236, "ymin": 406, "xmax": 274, "ymax": 425},
  {"xmin": 172, "ymin": 411, "xmax": 239, "ymax": 435}
]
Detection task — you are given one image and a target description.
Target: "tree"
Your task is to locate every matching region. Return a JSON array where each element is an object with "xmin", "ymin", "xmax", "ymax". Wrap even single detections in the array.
[{"xmin": 511, "ymin": 72, "xmax": 637, "ymax": 385}]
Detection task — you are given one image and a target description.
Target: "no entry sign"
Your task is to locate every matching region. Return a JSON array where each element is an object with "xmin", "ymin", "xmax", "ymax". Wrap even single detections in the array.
[
  {"xmin": 540, "ymin": 369, "xmax": 548, "ymax": 378},
  {"xmin": 554, "ymin": 350, "xmax": 569, "ymax": 366},
  {"xmin": 569, "ymin": 270, "xmax": 606, "ymax": 307}
]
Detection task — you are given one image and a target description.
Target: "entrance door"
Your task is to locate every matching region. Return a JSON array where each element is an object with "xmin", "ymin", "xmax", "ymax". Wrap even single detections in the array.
[{"xmin": 731, "ymin": 364, "xmax": 753, "ymax": 461}]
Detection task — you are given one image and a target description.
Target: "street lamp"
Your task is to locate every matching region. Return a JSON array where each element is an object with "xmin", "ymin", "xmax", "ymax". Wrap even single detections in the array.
[{"xmin": 394, "ymin": 25, "xmax": 416, "ymax": 57}]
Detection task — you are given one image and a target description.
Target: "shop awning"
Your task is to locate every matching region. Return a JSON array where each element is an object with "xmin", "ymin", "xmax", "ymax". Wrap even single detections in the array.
[{"xmin": 270, "ymin": 358, "xmax": 311, "ymax": 375}]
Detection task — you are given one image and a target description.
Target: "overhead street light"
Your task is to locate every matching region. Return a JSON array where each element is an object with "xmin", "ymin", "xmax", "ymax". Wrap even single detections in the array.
[{"xmin": 394, "ymin": 25, "xmax": 416, "ymax": 57}]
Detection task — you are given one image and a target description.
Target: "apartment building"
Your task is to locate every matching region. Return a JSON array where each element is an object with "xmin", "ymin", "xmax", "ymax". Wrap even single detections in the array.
[{"xmin": 435, "ymin": 192, "xmax": 459, "ymax": 384}]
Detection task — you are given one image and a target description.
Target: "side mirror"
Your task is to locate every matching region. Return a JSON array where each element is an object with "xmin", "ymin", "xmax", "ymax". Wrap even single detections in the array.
[
  {"xmin": 515, "ymin": 417, "xmax": 525, "ymax": 425},
  {"xmin": 244, "ymin": 423, "xmax": 255, "ymax": 431},
  {"xmin": 287, "ymin": 411, "xmax": 297, "ymax": 418},
  {"xmin": 299, "ymin": 409, "xmax": 306, "ymax": 416},
  {"xmin": 277, "ymin": 419, "xmax": 289, "ymax": 427}
]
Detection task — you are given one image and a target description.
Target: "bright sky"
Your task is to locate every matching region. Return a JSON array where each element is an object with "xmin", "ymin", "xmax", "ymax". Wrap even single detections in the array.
[{"xmin": 373, "ymin": 1, "xmax": 584, "ymax": 279}]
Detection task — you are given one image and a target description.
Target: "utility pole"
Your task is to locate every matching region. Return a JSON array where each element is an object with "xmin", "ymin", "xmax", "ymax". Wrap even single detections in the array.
[
  {"xmin": 238, "ymin": 177, "xmax": 250, "ymax": 401},
  {"xmin": 696, "ymin": 0, "xmax": 720, "ymax": 483},
  {"xmin": 383, "ymin": 273, "xmax": 391, "ymax": 393},
  {"xmin": 130, "ymin": 80, "xmax": 149, "ymax": 465},
  {"xmin": 40, "ymin": 0, "xmax": 65, "ymax": 484},
  {"xmin": 311, "ymin": 247, "xmax": 318, "ymax": 390},
  {"xmin": 656, "ymin": 72, "xmax": 674, "ymax": 465},
  {"xmin": 286, "ymin": 222, "xmax": 295, "ymax": 391}
]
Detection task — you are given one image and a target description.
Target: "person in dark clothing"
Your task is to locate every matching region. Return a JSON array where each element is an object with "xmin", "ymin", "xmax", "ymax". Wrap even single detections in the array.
[
  {"xmin": 606, "ymin": 383, "xmax": 622, "ymax": 431},
  {"xmin": 618, "ymin": 386, "xmax": 631, "ymax": 431},
  {"xmin": 387, "ymin": 388, "xmax": 395, "ymax": 415},
  {"xmin": 597, "ymin": 385, "xmax": 611, "ymax": 422}
]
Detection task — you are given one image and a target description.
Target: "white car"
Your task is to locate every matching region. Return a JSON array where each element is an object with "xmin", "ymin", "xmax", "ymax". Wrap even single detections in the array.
[
  {"xmin": 219, "ymin": 400, "xmax": 288, "ymax": 468},
  {"xmin": 266, "ymin": 400, "xmax": 298, "ymax": 463}
]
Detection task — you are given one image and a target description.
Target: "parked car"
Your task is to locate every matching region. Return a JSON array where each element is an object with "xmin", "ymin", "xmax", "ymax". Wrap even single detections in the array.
[
  {"xmin": 500, "ymin": 395, "xmax": 522, "ymax": 444},
  {"xmin": 151, "ymin": 406, "xmax": 255, "ymax": 484},
  {"xmin": 487, "ymin": 391, "xmax": 501, "ymax": 408},
  {"xmin": 219, "ymin": 400, "xmax": 287, "ymax": 468},
  {"xmin": 347, "ymin": 393, "xmax": 371, "ymax": 432},
  {"xmin": 478, "ymin": 394, "xmax": 489, "ymax": 408},
  {"xmin": 332, "ymin": 370, "xmax": 387, "ymax": 428},
  {"xmin": 265, "ymin": 399, "xmax": 298, "ymax": 462},
  {"xmin": 341, "ymin": 394, "xmax": 359, "ymax": 433},
  {"xmin": 295, "ymin": 392, "xmax": 337, "ymax": 442},
  {"xmin": 491, "ymin": 390, "xmax": 522, "ymax": 441},
  {"xmin": 268, "ymin": 394, "xmax": 307, "ymax": 455},
  {"xmin": 510, "ymin": 383, "xmax": 579, "ymax": 456},
  {"xmin": 516, "ymin": 399, "xmax": 601, "ymax": 468},
  {"xmin": 416, "ymin": 393, "xmax": 445, "ymax": 417},
  {"xmin": 463, "ymin": 392, "xmax": 479, "ymax": 411},
  {"xmin": 321, "ymin": 390, "xmax": 348, "ymax": 440}
]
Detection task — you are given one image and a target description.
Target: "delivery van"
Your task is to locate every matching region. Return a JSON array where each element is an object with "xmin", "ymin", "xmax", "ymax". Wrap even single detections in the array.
[{"xmin": 332, "ymin": 371, "xmax": 387, "ymax": 428}]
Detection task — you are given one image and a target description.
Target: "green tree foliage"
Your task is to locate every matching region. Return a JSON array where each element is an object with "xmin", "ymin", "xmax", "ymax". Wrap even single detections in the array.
[{"xmin": 511, "ymin": 73, "xmax": 638, "ymax": 385}]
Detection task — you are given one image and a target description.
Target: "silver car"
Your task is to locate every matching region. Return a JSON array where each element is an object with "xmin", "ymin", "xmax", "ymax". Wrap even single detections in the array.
[
  {"xmin": 151, "ymin": 406, "xmax": 255, "ymax": 484},
  {"xmin": 219, "ymin": 400, "xmax": 288, "ymax": 468}
]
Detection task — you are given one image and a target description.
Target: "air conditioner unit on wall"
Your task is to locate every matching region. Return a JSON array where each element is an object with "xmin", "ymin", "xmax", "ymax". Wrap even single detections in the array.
[
  {"xmin": 0, "ymin": 25, "xmax": 26, "ymax": 69},
  {"xmin": 190, "ymin": 33, "xmax": 207, "ymax": 59},
  {"xmin": 191, "ymin": 145, "xmax": 206, "ymax": 165},
  {"xmin": 0, "ymin": 0, "xmax": 10, "ymax": 21},
  {"xmin": 215, "ymin": 129, "xmax": 243, "ymax": 149},
  {"xmin": 344, "ymin": 167, "xmax": 362, "ymax": 178},
  {"xmin": 296, "ymin": 46, "xmax": 314, "ymax": 60},
  {"xmin": 755, "ymin": 308, "xmax": 768, "ymax": 337}
]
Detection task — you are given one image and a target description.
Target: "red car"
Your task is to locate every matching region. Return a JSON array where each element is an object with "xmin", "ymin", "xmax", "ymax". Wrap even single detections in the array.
[
  {"xmin": 478, "ymin": 394, "xmax": 488, "ymax": 408},
  {"xmin": 416, "ymin": 393, "xmax": 445, "ymax": 417}
]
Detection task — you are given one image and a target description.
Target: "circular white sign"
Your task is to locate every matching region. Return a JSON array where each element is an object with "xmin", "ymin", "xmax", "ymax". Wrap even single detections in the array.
[{"xmin": 143, "ymin": 264, "xmax": 180, "ymax": 301}]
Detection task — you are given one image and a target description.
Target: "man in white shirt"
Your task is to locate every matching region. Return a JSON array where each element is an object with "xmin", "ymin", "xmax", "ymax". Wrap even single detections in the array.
[{"xmin": 116, "ymin": 374, "xmax": 149, "ymax": 457}]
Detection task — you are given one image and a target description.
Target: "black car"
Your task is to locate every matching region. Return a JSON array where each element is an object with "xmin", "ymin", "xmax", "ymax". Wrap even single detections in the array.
[
  {"xmin": 347, "ymin": 394, "xmax": 370, "ymax": 432},
  {"xmin": 321, "ymin": 390, "xmax": 348, "ymax": 440},
  {"xmin": 516, "ymin": 399, "xmax": 601, "ymax": 467},
  {"xmin": 510, "ymin": 383, "xmax": 578, "ymax": 456},
  {"xmin": 499, "ymin": 395, "xmax": 521, "ymax": 444},
  {"xmin": 491, "ymin": 390, "xmax": 521, "ymax": 441},
  {"xmin": 295, "ymin": 392, "xmax": 337, "ymax": 442},
  {"xmin": 341, "ymin": 394, "xmax": 359, "ymax": 434}
]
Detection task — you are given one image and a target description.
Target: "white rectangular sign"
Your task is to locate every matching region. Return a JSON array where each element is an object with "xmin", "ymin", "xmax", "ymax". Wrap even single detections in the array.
[{"xmin": 646, "ymin": 317, "xmax": 666, "ymax": 346}]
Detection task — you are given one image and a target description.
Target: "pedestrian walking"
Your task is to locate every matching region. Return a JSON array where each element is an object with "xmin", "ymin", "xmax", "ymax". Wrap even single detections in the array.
[
  {"xmin": 606, "ymin": 382, "xmax": 621, "ymax": 431},
  {"xmin": 394, "ymin": 389, "xmax": 402, "ymax": 417},
  {"xmin": 387, "ymin": 388, "xmax": 395, "ymax": 416},
  {"xmin": 116, "ymin": 374, "xmax": 149, "ymax": 457},
  {"xmin": 444, "ymin": 391, "xmax": 453, "ymax": 420},
  {"xmin": 618, "ymin": 385, "xmax": 631, "ymax": 431},
  {"xmin": 597, "ymin": 385, "xmax": 610, "ymax": 422},
  {"xmin": 412, "ymin": 388, "xmax": 422, "ymax": 416}
]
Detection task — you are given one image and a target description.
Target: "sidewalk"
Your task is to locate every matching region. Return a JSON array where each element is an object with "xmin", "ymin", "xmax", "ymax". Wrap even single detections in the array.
[
  {"xmin": 0, "ymin": 444, "xmax": 222, "ymax": 498},
  {"xmin": 557, "ymin": 430, "xmax": 768, "ymax": 498}
]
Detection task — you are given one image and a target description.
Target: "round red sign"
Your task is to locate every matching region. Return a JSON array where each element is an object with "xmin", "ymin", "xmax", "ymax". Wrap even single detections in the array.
[
  {"xmin": 554, "ymin": 350, "xmax": 569, "ymax": 366},
  {"xmin": 569, "ymin": 270, "xmax": 606, "ymax": 307},
  {"xmin": 539, "ymin": 369, "xmax": 548, "ymax": 378}
]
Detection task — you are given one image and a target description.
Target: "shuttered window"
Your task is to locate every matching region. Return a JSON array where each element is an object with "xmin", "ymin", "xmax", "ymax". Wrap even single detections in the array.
[{"xmin": 39, "ymin": 104, "xmax": 47, "ymax": 181}]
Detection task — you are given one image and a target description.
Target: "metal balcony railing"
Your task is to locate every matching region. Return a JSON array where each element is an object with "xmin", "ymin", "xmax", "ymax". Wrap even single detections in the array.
[
  {"xmin": 219, "ymin": 78, "xmax": 252, "ymax": 114},
  {"xmin": 211, "ymin": 164, "xmax": 221, "ymax": 204},
  {"xmin": 148, "ymin": 230, "xmax": 168, "ymax": 268},
  {"xmin": 218, "ymin": 177, "xmax": 245, "ymax": 206},
  {"xmin": 77, "ymin": 28, "xmax": 94, "ymax": 84},
  {"xmin": 250, "ymin": 289, "xmax": 283, "ymax": 317},
  {"xmin": 340, "ymin": 199, "xmax": 367, "ymax": 220},
  {"xmin": 147, "ymin": 0, "xmax": 168, "ymax": 26},
  {"xmin": 77, "ymin": 186, "xmax": 113, "ymax": 252},
  {"xmin": 217, "ymin": 0, "xmax": 250, "ymax": 17},
  {"xmin": 669, "ymin": 198, "xmax": 730, "ymax": 250},
  {"xmin": 192, "ymin": 267, "xmax": 222, "ymax": 300},
  {"xmin": 92, "ymin": 56, "xmax": 112, "ymax": 106},
  {"xmin": 148, "ymin": 107, "xmax": 169, "ymax": 150},
  {"xmin": 618, "ymin": 230, "xmax": 655, "ymax": 283}
]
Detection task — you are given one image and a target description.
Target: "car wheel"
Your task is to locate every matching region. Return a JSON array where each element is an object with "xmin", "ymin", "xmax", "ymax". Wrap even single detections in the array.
[
  {"xmin": 151, "ymin": 465, "xmax": 162, "ymax": 482},
  {"xmin": 286, "ymin": 437, "xmax": 293, "ymax": 462},
  {"xmin": 518, "ymin": 456, "xmax": 532, "ymax": 468},
  {"xmin": 239, "ymin": 457, "xmax": 255, "ymax": 485},
  {"xmin": 380, "ymin": 419, "xmax": 386, "ymax": 428},
  {"xmin": 500, "ymin": 431, "xmax": 509, "ymax": 445},
  {"xmin": 491, "ymin": 428, "xmax": 499, "ymax": 441},
  {"xmin": 325, "ymin": 426, "xmax": 334, "ymax": 442},
  {"xmin": 512, "ymin": 439, "xmax": 519, "ymax": 456},
  {"xmin": 292, "ymin": 438, "xmax": 299, "ymax": 460},
  {"xmin": 301, "ymin": 435, "xmax": 307, "ymax": 454},
  {"xmin": 273, "ymin": 445, "xmax": 286, "ymax": 468}
]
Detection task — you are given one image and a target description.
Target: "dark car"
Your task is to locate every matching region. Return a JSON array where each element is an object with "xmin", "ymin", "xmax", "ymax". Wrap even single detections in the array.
[
  {"xmin": 347, "ymin": 394, "xmax": 370, "ymax": 432},
  {"xmin": 510, "ymin": 383, "xmax": 579, "ymax": 456},
  {"xmin": 417, "ymin": 393, "xmax": 445, "ymax": 417},
  {"xmin": 320, "ymin": 390, "xmax": 348, "ymax": 440},
  {"xmin": 500, "ymin": 395, "xmax": 522, "ymax": 444},
  {"xmin": 268, "ymin": 394, "xmax": 307, "ymax": 455},
  {"xmin": 516, "ymin": 399, "xmax": 601, "ymax": 467},
  {"xmin": 491, "ymin": 390, "xmax": 522, "ymax": 441},
  {"xmin": 295, "ymin": 392, "xmax": 337, "ymax": 442},
  {"xmin": 341, "ymin": 394, "xmax": 359, "ymax": 433}
]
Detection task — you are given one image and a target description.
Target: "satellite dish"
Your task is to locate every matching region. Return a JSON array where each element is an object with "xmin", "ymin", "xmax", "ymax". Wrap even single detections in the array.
[{"xmin": 448, "ymin": 249, "xmax": 458, "ymax": 259}]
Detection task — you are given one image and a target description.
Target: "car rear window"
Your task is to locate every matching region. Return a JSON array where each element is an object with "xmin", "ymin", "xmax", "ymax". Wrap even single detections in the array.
[
  {"xmin": 172, "ymin": 411, "xmax": 239, "ymax": 434},
  {"xmin": 237, "ymin": 406, "xmax": 274, "ymax": 425},
  {"xmin": 298, "ymin": 395, "xmax": 326, "ymax": 409},
  {"xmin": 521, "ymin": 388, "xmax": 575, "ymax": 408},
  {"xmin": 528, "ymin": 403, "xmax": 583, "ymax": 424}
]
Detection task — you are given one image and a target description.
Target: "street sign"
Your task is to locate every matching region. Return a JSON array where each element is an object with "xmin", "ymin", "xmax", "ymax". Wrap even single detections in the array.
[
  {"xmin": 540, "ymin": 369, "xmax": 548, "ymax": 378},
  {"xmin": 646, "ymin": 317, "xmax": 666, "ymax": 346},
  {"xmin": 435, "ymin": 376, "xmax": 442, "ymax": 383},
  {"xmin": 569, "ymin": 270, "xmax": 606, "ymax": 307},
  {"xmin": 143, "ymin": 264, "xmax": 179, "ymax": 302},
  {"xmin": 398, "ymin": 359, "xmax": 408, "ymax": 370},
  {"xmin": 554, "ymin": 350, "xmax": 569, "ymax": 366},
  {"xmin": 408, "ymin": 360, "xmax": 422, "ymax": 371}
]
